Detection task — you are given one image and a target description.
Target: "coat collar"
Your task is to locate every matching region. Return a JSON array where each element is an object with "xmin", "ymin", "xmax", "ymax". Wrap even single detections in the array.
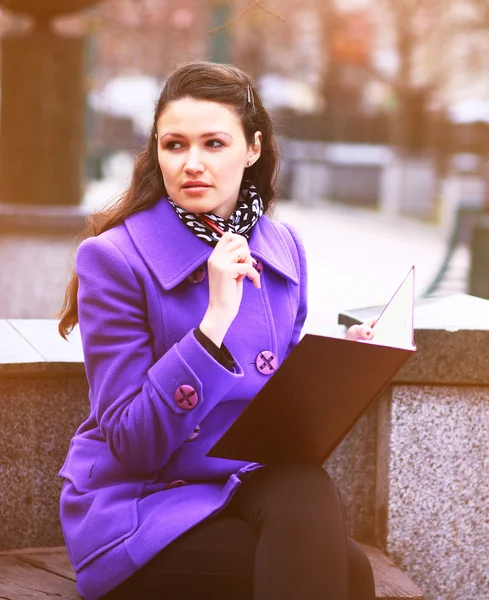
[{"xmin": 125, "ymin": 197, "xmax": 299, "ymax": 290}]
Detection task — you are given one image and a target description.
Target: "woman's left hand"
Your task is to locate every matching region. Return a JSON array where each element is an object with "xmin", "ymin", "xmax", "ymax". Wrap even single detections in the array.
[{"xmin": 345, "ymin": 318, "xmax": 376, "ymax": 342}]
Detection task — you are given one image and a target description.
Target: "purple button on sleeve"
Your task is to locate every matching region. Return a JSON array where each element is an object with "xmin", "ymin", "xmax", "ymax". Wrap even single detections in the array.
[{"xmin": 175, "ymin": 385, "xmax": 199, "ymax": 410}]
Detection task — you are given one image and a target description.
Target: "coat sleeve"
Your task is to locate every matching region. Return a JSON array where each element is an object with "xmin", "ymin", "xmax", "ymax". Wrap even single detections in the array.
[
  {"xmin": 76, "ymin": 235, "xmax": 243, "ymax": 474},
  {"xmin": 281, "ymin": 223, "xmax": 308, "ymax": 356}
]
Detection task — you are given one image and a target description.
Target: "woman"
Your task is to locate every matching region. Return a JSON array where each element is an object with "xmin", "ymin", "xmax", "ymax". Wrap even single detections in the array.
[{"xmin": 58, "ymin": 60, "xmax": 375, "ymax": 600}]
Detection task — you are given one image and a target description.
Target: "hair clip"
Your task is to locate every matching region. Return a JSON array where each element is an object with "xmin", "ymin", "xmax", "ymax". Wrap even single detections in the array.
[{"xmin": 247, "ymin": 85, "xmax": 255, "ymax": 110}]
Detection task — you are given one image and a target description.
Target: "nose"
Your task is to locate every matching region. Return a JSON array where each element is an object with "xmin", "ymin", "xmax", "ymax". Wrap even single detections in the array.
[{"xmin": 184, "ymin": 147, "xmax": 205, "ymax": 174}]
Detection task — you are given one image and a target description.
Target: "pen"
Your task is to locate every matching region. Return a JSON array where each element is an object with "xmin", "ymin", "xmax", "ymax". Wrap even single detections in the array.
[
  {"xmin": 200, "ymin": 214, "xmax": 225, "ymax": 237},
  {"xmin": 200, "ymin": 214, "xmax": 258, "ymax": 266}
]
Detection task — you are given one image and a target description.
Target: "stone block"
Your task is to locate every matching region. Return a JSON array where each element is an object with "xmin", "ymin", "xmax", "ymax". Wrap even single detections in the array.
[
  {"xmin": 339, "ymin": 293, "xmax": 489, "ymax": 600},
  {"xmin": 377, "ymin": 384, "xmax": 489, "ymax": 600},
  {"xmin": 325, "ymin": 399, "xmax": 378, "ymax": 539},
  {"xmin": 0, "ymin": 319, "xmax": 85, "ymax": 549},
  {"xmin": 0, "ymin": 375, "xmax": 89, "ymax": 550}
]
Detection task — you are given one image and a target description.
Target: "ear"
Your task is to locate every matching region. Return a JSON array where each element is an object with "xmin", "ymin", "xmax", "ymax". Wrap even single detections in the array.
[{"xmin": 247, "ymin": 131, "xmax": 262, "ymax": 166}]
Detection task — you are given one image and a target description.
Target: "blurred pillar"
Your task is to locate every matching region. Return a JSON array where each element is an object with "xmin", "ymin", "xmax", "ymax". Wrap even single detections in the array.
[
  {"xmin": 210, "ymin": 0, "xmax": 230, "ymax": 64},
  {"xmin": 469, "ymin": 215, "xmax": 489, "ymax": 301},
  {"xmin": 0, "ymin": 1, "xmax": 99, "ymax": 206}
]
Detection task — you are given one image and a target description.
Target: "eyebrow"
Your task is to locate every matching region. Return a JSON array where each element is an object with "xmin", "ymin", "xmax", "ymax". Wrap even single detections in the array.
[{"xmin": 160, "ymin": 131, "xmax": 233, "ymax": 141}]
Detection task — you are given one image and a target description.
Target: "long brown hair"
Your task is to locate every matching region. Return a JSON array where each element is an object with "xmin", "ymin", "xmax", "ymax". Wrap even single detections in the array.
[{"xmin": 58, "ymin": 60, "xmax": 280, "ymax": 338}]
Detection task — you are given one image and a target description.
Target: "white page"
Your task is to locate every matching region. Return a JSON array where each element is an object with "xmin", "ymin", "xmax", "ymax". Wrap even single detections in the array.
[{"xmin": 367, "ymin": 267, "xmax": 415, "ymax": 350}]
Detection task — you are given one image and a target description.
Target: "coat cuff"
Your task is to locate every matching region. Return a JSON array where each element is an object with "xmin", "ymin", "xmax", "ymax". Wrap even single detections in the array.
[{"xmin": 148, "ymin": 329, "xmax": 243, "ymax": 415}]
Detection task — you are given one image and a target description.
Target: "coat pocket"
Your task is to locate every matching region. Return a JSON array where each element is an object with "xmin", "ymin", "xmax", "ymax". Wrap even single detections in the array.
[{"xmin": 59, "ymin": 436, "xmax": 144, "ymax": 570}]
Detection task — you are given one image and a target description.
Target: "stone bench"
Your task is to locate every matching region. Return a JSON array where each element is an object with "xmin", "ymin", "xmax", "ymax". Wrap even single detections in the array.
[
  {"xmin": 339, "ymin": 293, "xmax": 489, "ymax": 600},
  {"xmin": 0, "ymin": 544, "xmax": 422, "ymax": 599},
  {"xmin": 0, "ymin": 318, "xmax": 425, "ymax": 598},
  {"xmin": 279, "ymin": 140, "xmax": 441, "ymax": 218}
]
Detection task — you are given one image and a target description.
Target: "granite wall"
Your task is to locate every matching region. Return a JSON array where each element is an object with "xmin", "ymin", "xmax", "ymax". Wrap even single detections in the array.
[
  {"xmin": 378, "ymin": 384, "xmax": 489, "ymax": 600},
  {"xmin": 340, "ymin": 292, "xmax": 489, "ymax": 600},
  {"xmin": 0, "ymin": 319, "xmax": 87, "ymax": 550},
  {"xmin": 0, "ymin": 374, "xmax": 88, "ymax": 549}
]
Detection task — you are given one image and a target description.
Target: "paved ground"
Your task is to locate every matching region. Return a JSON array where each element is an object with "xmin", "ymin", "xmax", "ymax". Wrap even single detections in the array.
[
  {"xmin": 275, "ymin": 199, "xmax": 449, "ymax": 335},
  {"xmin": 1, "ymin": 190, "xmax": 451, "ymax": 330}
]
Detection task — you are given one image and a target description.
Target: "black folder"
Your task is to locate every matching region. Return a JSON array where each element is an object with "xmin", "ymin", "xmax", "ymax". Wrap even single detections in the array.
[{"xmin": 207, "ymin": 268, "xmax": 416, "ymax": 465}]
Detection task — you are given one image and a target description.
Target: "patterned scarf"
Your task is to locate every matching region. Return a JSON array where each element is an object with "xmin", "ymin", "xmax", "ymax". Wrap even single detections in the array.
[{"xmin": 167, "ymin": 181, "xmax": 264, "ymax": 246}]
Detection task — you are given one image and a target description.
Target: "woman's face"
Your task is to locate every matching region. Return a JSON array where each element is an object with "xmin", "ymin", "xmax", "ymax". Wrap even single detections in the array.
[{"xmin": 156, "ymin": 98, "xmax": 261, "ymax": 219}]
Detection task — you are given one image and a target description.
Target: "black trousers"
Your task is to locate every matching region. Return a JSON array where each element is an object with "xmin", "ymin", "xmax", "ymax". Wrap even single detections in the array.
[{"xmin": 103, "ymin": 465, "xmax": 375, "ymax": 600}]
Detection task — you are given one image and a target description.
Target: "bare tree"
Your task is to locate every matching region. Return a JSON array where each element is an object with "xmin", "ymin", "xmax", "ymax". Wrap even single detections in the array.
[
  {"xmin": 211, "ymin": 0, "xmax": 286, "ymax": 80},
  {"xmin": 315, "ymin": 0, "xmax": 451, "ymax": 150},
  {"xmin": 366, "ymin": 0, "xmax": 450, "ymax": 152}
]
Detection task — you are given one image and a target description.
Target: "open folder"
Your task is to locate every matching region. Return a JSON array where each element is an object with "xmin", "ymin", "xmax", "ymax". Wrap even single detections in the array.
[{"xmin": 207, "ymin": 267, "xmax": 416, "ymax": 466}]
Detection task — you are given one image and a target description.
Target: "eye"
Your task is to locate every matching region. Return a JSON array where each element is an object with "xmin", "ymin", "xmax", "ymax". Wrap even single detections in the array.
[
  {"xmin": 164, "ymin": 141, "xmax": 184, "ymax": 151},
  {"xmin": 206, "ymin": 139, "xmax": 225, "ymax": 149}
]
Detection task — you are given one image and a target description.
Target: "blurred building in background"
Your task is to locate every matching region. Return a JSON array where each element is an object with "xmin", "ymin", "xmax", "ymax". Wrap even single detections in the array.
[
  {"xmin": 1, "ymin": 0, "xmax": 489, "ymax": 319},
  {"xmin": 78, "ymin": 0, "xmax": 489, "ymax": 185},
  {"xmin": 1, "ymin": 0, "xmax": 489, "ymax": 212}
]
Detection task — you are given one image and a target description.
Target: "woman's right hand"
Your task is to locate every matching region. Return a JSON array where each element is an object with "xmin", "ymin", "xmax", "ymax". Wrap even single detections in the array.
[{"xmin": 199, "ymin": 232, "xmax": 261, "ymax": 347}]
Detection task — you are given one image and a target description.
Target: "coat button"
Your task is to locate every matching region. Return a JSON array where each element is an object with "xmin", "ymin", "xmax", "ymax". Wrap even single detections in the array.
[
  {"xmin": 187, "ymin": 265, "xmax": 206, "ymax": 284},
  {"xmin": 165, "ymin": 479, "xmax": 188, "ymax": 490},
  {"xmin": 254, "ymin": 259, "xmax": 264, "ymax": 276},
  {"xmin": 255, "ymin": 351, "xmax": 278, "ymax": 375},
  {"xmin": 186, "ymin": 424, "xmax": 201, "ymax": 442},
  {"xmin": 175, "ymin": 385, "xmax": 198, "ymax": 410}
]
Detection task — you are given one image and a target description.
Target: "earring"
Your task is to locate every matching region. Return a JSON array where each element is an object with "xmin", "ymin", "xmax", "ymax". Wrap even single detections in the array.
[{"xmin": 247, "ymin": 161, "xmax": 252, "ymax": 167}]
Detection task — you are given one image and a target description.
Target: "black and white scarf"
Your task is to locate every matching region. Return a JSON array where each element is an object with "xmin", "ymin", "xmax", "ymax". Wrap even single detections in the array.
[{"xmin": 167, "ymin": 181, "xmax": 264, "ymax": 246}]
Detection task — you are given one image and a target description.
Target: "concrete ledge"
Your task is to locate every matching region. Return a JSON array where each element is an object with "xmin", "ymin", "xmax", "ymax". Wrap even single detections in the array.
[
  {"xmin": 0, "ymin": 319, "xmax": 84, "ymax": 376},
  {"xmin": 338, "ymin": 294, "xmax": 489, "ymax": 384},
  {"xmin": 0, "ymin": 203, "xmax": 87, "ymax": 234}
]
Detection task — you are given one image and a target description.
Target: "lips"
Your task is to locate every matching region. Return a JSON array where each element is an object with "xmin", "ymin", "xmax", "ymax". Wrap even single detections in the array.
[{"xmin": 182, "ymin": 181, "xmax": 211, "ymax": 189}]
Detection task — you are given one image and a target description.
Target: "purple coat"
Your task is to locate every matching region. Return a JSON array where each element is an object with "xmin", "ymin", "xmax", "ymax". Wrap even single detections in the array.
[{"xmin": 59, "ymin": 197, "xmax": 307, "ymax": 599}]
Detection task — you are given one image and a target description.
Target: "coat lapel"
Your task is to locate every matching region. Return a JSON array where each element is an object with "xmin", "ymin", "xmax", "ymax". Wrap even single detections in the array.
[
  {"xmin": 125, "ymin": 198, "xmax": 212, "ymax": 290},
  {"xmin": 249, "ymin": 216, "xmax": 299, "ymax": 285},
  {"xmin": 125, "ymin": 197, "xmax": 299, "ymax": 290}
]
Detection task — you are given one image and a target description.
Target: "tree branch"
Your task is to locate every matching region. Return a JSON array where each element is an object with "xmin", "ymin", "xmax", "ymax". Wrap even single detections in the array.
[
  {"xmin": 208, "ymin": 0, "xmax": 285, "ymax": 36},
  {"xmin": 361, "ymin": 61, "xmax": 398, "ymax": 91}
]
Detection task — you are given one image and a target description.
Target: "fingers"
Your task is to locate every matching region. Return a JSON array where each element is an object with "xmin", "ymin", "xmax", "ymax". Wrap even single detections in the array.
[
  {"xmin": 221, "ymin": 233, "xmax": 251, "ymax": 263},
  {"xmin": 346, "ymin": 321, "xmax": 375, "ymax": 341},
  {"xmin": 241, "ymin": 263, "xmax": 261, "ymax": 288},
  {"xmin": 359, "ymin": 323, "xmax": 375, "ymax": 340},
  {"xmin": 213, "ymin": 233, "xmax": 261, "ymax": 287}
]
